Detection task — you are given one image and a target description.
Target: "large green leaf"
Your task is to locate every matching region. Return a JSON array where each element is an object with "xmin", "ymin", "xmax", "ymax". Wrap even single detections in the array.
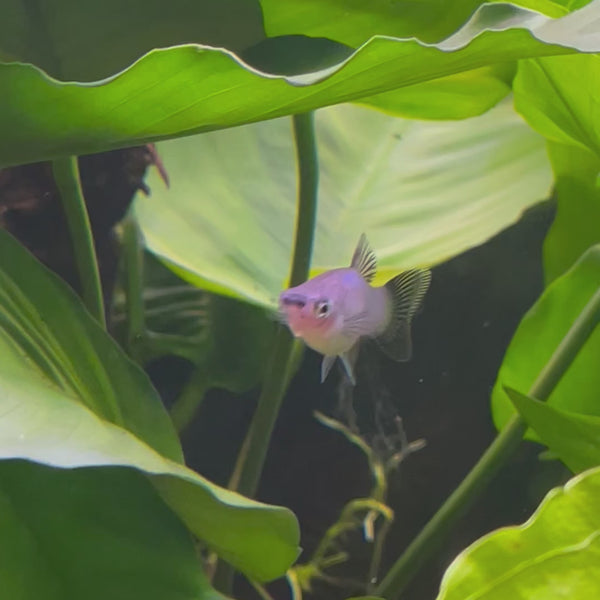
[
  {"xmin": 514, "ymin": 54, "xmax": 600, "ymax": 157},
  {"xmin": 543, "ymin": 142, "xmax": 600, "ymax": 284},
  {"xmin": 507, "ymin": 387, "xmax": 600, "ymax": 473},
  {"xmin": 2, "ymin": 2, "xmax": 600, "ymax": 166},
  {"xmin": 436, "ymin": 467, "xmax": 600, "ymax": 600},
  {"xmin": 260, "ymin": 0, "xmax": 590, "ymax": 45},
  {"xmin": 0, "ymin": 230, "xmax": 181, "ymax": 462},
  {"xmin": 0, "ymin": 462, "xmax": 227, "ymax": 600},
  {"xmin": 492, "ymin": 245, "xmax": 600, "ymax": 432},
  {"xmin": 0, "ymin": 229, "xmax": 299, "ymax": 581},
  {"xmin": 135, "ymin": 101, "xmax": 552, "ymax": 308}
]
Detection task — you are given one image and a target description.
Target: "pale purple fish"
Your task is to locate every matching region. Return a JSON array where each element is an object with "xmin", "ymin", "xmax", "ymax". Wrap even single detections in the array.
[{"xmin": 278, "ymin": 235, "xmax": 431, "ymax": 385}]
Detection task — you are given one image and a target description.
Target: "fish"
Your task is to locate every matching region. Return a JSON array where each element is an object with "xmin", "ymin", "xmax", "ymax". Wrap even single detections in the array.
[{"xmin": 278, "ymin": 234, "xmax": 431, "ymax": 385}]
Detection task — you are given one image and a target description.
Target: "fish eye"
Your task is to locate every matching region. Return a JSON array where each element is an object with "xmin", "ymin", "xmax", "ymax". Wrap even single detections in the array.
[{"xmin": 314, "ymin": 300, "xmax": 330, "ymax": 318}]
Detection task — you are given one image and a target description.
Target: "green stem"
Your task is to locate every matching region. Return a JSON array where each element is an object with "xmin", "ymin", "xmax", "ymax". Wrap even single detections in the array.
[
  {"xmin": 170, "ymin": 366, "xmax": 210, "ymax": 432},
  {"xmin": 376, "ymin": 285, "xmax": 600, "ymax": 599},
  {"xmin": 214, "ymin": 112, "xmax": 319, "ymax": 594},
  {"xmin": 121, "ymin": 216, "xmax": 145, "ymax": 360},
  {"xmin": 52, "ymin": 156, "xmax": 105, "ymax": 328}
]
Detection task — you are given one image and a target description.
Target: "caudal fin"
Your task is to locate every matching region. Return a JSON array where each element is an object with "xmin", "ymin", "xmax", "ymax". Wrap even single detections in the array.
[{"xmin": 376, "ymin": 269, "xmax": 431, "ymax": 361}]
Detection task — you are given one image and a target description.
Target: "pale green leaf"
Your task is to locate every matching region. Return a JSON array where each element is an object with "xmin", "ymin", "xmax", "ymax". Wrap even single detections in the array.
[{"xmin": 135, "ymin": 101, "xmax": 552, "ymax": 308}]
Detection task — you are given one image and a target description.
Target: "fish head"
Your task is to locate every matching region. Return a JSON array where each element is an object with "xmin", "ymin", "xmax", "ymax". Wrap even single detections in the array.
[{"xmin": 278, "ymin": 289, "xmax": 339, "ymax": 339}]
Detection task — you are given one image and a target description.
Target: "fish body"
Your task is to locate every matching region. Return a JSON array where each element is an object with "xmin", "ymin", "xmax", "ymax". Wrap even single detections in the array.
[{"xmin": 278, "ymin": 235, "xmax": 431, "ymax": 385}]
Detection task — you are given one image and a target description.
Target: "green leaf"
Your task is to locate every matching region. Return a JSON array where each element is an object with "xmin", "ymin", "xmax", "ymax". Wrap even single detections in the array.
[
  {"xmin": 2, "ymin": 2, "xmax": 600, "ymax": 166},
  {"xmin": 260, "ymin": 0, "xmax": 585, "ymax": 45},
  {"xmin": 359, "ymin": 64, "xmax": 515, "ymax": 120},
  {"xmin": 514, "ymin": 54, "xmax": 600, "ymax": 157},
  {"xmin": 491, "ymin": 245, "xmax": 600, "ymax": 432},
  {"xmin": 0, "ymin": 461, "xmax": 227, "ymax": 600},
  {"xmin": 1, "ymin": 0, "xmax": 264, "ymax": 80},
  {"xmin": 0, "ymin": 230, "xmax": 299, "ymax": 581},
  {"xmin": 436, "ymin": 467, "xmax": 600, "ymax": 600},
  {"xmin": 543, "ymin": 142, "xmax": 600, "ymax": 284},
  {"xmin": 506, "ymin": 387, "xmax": 600, "ymax": 473},
  {"xmin": 0, "ymin": 230, "xmax": 181, "ymax": 462},
  {"xmin": 135, "ymin": 101, "xmax": 552, "ymax": 308}
]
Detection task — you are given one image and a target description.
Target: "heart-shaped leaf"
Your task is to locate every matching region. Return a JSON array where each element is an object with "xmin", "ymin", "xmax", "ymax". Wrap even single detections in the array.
[{"xmin": 135, "ymin": 101, "xmax": 552, "ymax": 308}]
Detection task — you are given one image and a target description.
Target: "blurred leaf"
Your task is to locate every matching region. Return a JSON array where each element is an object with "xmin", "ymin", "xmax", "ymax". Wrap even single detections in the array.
[
  {"xmin": 436, "ymin": 467, "xmax": 600, "ymax": 600},
  {"xmin": 491, "ymin": 245, "xmax": 600, "ymax": 433},
  {"xmin": 0, "ymin": 461, "xmax": 227, "ymax": 600},
  {"xmin": 3, "ymin": 2, "xmax": 600, "ymax": 166},
  {"xmin": 135, "ymin": 101, "xmax": 552, "ymax": 308},
  {"xmin": 0, "ymin": 229, "xmax": 299, "ymax": 581},
  {"xmin": 506, "ymin": 387, "xmax": 600, "ymax": 473},
  {"xmin": 514, "ymin": 54, "xmax": 600, "ymax": 156},
  {"xmin": 113, "ymin": 253, "xmax": 274, "ymax": 390},
  {"xmin": 1, "ymin": 0, "xmax": 264, "ymax": 80},
  {"xmin": 543, "ymin": 142, "xmax": 600, "ymax": 284},
  {"xmin": 359, "ymin": 64, "xmax": 515, "ymax": 120}
]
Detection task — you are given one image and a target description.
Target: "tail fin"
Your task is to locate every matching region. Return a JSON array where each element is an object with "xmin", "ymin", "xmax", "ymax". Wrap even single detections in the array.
[{"xmin": 376, "ymin": 269, "xmax": 431, "ymax": 361}]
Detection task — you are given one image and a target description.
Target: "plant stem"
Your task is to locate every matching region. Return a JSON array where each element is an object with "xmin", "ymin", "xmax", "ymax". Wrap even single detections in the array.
[
  {"xmin": 170, "ymin": 366, "xmax": 210, "ymax": 432},
  {"xmin": 52, "ymin": 156, "xmax": 105, "ymax": 328},
  {"xmin": 121, "ymin": 216, "xmax": 145, "ymax": 360},
  {"xmin": 214, "ymin": 112, "xmax": 318, "ymax": 594},
  {"xmin": 376, "ymin": 285, "xmax": 600, "ymax": 599}
]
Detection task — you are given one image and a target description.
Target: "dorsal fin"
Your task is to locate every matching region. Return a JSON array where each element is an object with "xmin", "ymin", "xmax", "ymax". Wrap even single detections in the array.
[
  {"xmin": 375, "ymin": 269, "xmax": 431, "ymax": 361},
  {"xmin": 350, "ymin": 234, "xmax": 377, "ymax": 283}
]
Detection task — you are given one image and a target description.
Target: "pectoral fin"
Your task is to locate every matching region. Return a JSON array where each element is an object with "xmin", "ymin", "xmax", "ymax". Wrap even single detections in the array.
[
  {"xmin": 321, "ymin": 355, "xmax": 336, "ymax": 383},
  {"xmin": 376, "ymin": 269, "xmax": 431, "ymax": 361}
]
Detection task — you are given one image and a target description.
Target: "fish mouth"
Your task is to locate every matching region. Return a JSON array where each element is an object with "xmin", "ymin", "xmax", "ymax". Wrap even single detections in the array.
[{"xmin": 279, "ymin": 293, "xmax": 307, "ymax": 309}]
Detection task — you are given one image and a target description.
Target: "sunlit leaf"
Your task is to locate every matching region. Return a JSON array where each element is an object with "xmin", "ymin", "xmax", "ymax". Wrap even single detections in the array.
[
  {"xmin": 436, "ymin": 467, "xmax": 600, "ymax": 600},
  {"xmin": 358, "ymin": 64, "xmax": 515, "ymax": 120},
  {"xmin": 135, "ymin": 101, "xmax": 552, "ymax": 308},
  {"xmin": 0, "ymin": 229, "xmax": 299, "ymax": 581},
  {"xmin": 0, "ymin": 462, "xmax": 227, "ymax": 600},
  {"xmin": 3, "ymin": 2, "xmax": 600, "ymax": 166},
  {"xmin": 514, "ymin": 54, "xmax": 600, "ymax": 157},
  {"xmin": 491, "ymin": 245, "xmax": 600, "ymax": 432},
  {"xmin": 506, "ymin": 387, "xmax": 600, "ymax": 473},
  {"xmin": 543, "ymin": 142, "xmax": 600, "ymax": 284}
]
